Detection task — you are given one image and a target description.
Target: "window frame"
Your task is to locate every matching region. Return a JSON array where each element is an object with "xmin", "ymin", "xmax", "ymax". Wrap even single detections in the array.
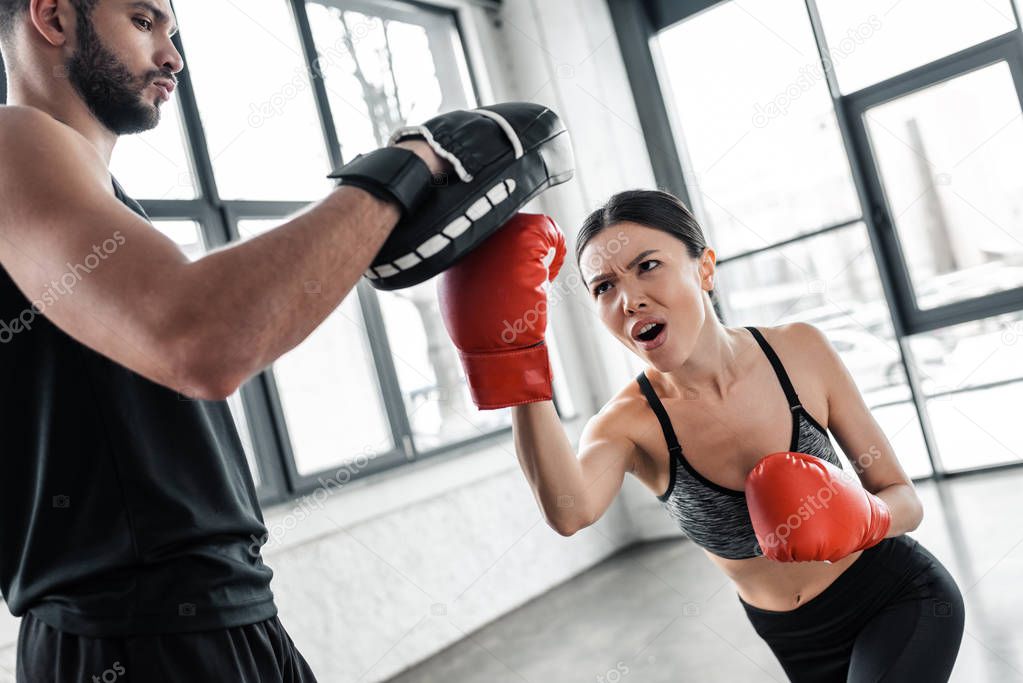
[
  {"xmin": 201, "ymin": 0, "xmax": 520, "ymax": 500},
  {"xmin": 840, "ymin": 30, "xmax": 1023, "ymax": 334},
  {"xmin": 0, "ymin": 0, "xmax": 525, "ymax": 505},
  {"xmin": 608, "ymin": 0, "xmax": 1023, "ymax": 481}
]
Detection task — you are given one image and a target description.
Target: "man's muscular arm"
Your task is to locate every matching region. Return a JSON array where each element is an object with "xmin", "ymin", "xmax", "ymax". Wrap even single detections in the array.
[{"xmin": 0, "ymin": 107, "xmax": 431, "ymax": 399}]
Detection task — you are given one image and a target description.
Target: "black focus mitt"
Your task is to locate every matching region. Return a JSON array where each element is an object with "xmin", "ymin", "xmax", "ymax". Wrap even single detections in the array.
[{"xmin": 331, "ymin": 101, "xmax": 574, "ymax": 291}]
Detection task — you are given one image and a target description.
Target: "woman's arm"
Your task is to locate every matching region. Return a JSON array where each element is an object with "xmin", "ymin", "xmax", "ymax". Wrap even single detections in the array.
[
  {"xmin": 512, "ymin": 401, "xmax": 638, "ymax": 536},
  {"xmin": 791, "ymin": 322, "xmax": 924, "ymax": 537}
]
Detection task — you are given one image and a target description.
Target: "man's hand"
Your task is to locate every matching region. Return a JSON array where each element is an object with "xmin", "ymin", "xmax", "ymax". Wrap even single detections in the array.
[
  {"xmin": 393, "ymin": 138, "xmax": 452, "ymax": 178},
  {"xmin": 356, "ymin": 102, "xmax": 575, "ymax": 291}
]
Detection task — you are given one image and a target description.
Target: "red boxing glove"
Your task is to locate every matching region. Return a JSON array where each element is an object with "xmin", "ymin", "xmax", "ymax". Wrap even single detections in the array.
[
  {"xmin": 745, "ymin": 451, "xmax": 891, "ymax": 562},
  {"xmin": 437, "ymin": 213, "xmax": 566, "ymax": 409}
]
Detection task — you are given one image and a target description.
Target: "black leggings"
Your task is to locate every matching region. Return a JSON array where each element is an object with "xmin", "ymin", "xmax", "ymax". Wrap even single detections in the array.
[{"xmin": 739, "ymin": 534, "xmax": 964, "ymax": 682}]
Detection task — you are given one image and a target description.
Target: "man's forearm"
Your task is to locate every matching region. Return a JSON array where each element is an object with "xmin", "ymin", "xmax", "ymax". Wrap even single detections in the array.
[{"xmin": 173, "ymin": 185, "xmax": 400, "ymax": 396}]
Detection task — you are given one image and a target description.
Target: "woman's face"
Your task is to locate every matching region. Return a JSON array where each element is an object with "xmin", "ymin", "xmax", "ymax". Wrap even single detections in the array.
[{"xmin": 579, "ymin": 222, "xmax": 716, "ymax": 372}]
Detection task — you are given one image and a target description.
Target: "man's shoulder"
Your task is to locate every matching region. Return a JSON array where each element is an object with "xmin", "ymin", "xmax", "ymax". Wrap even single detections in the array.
[
  {"xmin": 0, "ymin": 106, "xmax": 94, "ymax": 162},
  {"xmin": 0, "ymin": 106, "xmax": 106, "ymax": 195},
  {"xmin": 0, "ymin": 105, "xmax": 63, "ymax": 138}
]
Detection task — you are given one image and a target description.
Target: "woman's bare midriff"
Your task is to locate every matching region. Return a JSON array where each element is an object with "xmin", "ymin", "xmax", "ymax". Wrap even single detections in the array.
[
  {"xmin": 713, "ymin": 549, "xmax": 862, "ymax": 612},
  {"xmin": 621, "ymin": 325, "xmax": 862, "ymax": 614}
]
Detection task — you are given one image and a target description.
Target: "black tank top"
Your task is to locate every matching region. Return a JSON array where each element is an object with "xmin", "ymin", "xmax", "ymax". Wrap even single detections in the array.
[
  {"xmin": 637, "ymin": 326, "xmax": 843, "ymax": 560},
  {"xmin": 0, "ymin": 177, "xmax": 276, "ymax": 636}
]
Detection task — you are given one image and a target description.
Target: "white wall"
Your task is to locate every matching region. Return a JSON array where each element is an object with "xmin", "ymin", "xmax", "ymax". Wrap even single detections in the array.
[
  {"xmin": 0, "ymin": 1, "xmax": 684, "ymax": 681},
  {"xmin": 477, "ymin": 0, "xmax": 681, "ymax": 545}
]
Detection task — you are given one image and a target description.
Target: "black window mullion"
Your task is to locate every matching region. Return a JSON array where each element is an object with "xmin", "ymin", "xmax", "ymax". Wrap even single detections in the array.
[
  {"xmin": 810, "ymin": 11, "xmax": 1023, "ymax": 477},
  {"xmin": 644, "ymin": 0, "xmax": 728, "ymax": 32},
  {"xmin": 910, "ymin": 288, "xmax": 1023, "ymax": 334},
  {"xmin": 171, "ymin": 12, "xmax": 328, "ymax": 502},
  {"xmin": 355, "ymin": 280, "xmax": 418, "ymax": 463},
  {"xmin": 136, "ymin": 200, "xmax": 217, "ymax": 225},
  {"xmin": 292, "ymin": 0, "xmax": 418, "ymax": 468},
  {"xmin": 224, "ymin": 199, "xmax": 399, "ymax": 498},
  {"xmin": 1012, "ymin": 0, "xmax": 1023, "ymax": 31},
  {"xmin": 206, "ymin": 207, "xmax": 292, "ymax": 501},
  {"xmin": 606, "ymin": 0, "xmax": 692, "ymax": 204},
  {"xmin": 842, "ymin": 31, "xmax": 1023, "ymax": 337},
  {"xmin": 716, "ymin": 216, "xmax": 863, "ymax": 267},
  {"xmin": 221, "ymin": 199, "xmax": 415, "ymax": 493},
  {"xmin": 221, "ymin": 202, "xmax": 353, "ymax": 498},
  {"xmin": 1, "ymin": 53, "xmax": 8, "ymax": 104},
  {"xmin": 161, "ymin": 0, "xmax": 511, "ymax": 498},
  {"xmin": 291, "ymin": 447, "xmax": 414, "ymax": 494},
  {"xmin": 222, "ymin": 201, "xmax": 312, "ymax": 225},
  {"xmin": 238, "ymin": 375, "xmax": 291, "ymax": 504},
  {"xmin": 169, "ymin": 28, "xmax": 221, "ymax": 207},
  {"xmin": 121, "ymin": 24, "xmax": 291, "ymax": 501},
  {"xmin": 803, "ymin": 0, "xmax": 952, "ymax": 477},
  {"xmin": 842, "ymin": 30, "xmax": 1023, "ymax": 109},
  {"xmin": 240, "ymin": 345, "xmax": 304, "ymax": 496},
  {"xmin": 290, "ymin": 0, "xmax": 344, "ymax": 170}
]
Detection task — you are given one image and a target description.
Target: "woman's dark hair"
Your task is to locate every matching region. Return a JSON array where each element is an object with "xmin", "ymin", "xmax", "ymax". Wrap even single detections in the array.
[{"xmin": 575, "ymin": 189, "xmax": 724, "ymax": 322}]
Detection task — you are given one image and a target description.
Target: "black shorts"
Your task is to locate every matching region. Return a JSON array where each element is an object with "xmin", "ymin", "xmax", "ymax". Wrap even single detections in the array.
[
  {"xmin": 16, "ymin": 611, "xmax": 318, "ymax": 682},
  {"xmin": 739, "ymin": 534, "xmax": 965, "ymax": 682}
]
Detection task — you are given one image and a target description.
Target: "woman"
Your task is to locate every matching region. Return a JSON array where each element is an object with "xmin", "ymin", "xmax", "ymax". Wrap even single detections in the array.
[{"xmin": 439, "ymin": 190, "xmax": 966, "ymax": 682}]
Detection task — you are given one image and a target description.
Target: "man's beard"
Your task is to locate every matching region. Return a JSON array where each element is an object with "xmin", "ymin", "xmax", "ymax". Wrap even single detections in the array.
[{"xmin": 65, "ymin": 11, "xmax": 165, "ymax": 135}]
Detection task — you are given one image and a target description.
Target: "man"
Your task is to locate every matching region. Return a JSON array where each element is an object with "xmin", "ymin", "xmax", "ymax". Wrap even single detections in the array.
[{"xmin": 0, "ymin": 0, "xmax": 571, "ymax": 679}]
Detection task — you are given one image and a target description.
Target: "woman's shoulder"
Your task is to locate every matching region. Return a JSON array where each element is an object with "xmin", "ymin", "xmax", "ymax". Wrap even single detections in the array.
[
  {"xmin": 754, "ymin": 322, "xmax": 833, "ymax": 426},
  {"xmin": 583, "ymin": 374, "xmax": 652, "ymax": 442},
  {"xmin": 755, "ymin": 322, "xmax": 831, "ymax": 371},
  {"xmin": 747, "ymin": 321, "xmax": 818, "ymax": 341}
]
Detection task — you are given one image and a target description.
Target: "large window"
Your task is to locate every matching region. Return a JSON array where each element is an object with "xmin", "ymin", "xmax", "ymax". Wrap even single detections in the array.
[
  {"xmin": 814, "ymin": 0, "xmax": 1016, "ymax": 94},
  {"xmin": 154, "ymin": 0, "xmax": 537, "ymax": 500},
  {"xmin": 152, "ymin": 221, "xmax": 263, "ymax": 485},
  {"xmin": 656, "ymin": 0, "xmax": 861, "ymax": 259},
  {"xmin": 1, "ymin": 0, "xmax": 557, "ymax": 504},
  {"xmin": 110, "ymin": 102, "xmax": 197, "ymax": 199},
  {"xmin": 612, "ymin": 0, "xmax": 1023, "ymax": 480},
  {"xmin": 860, "ymin": 61, "xmax": 1023, "ymax": 312},
  {"xmin": 172, "ymin": 0, "xmax": 331, "ymax": 201}
]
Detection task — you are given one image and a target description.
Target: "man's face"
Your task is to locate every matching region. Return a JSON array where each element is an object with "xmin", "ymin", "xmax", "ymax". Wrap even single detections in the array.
[{"xmin": 66, "ymin": 0, "xmax": 182, "ymax": 135}]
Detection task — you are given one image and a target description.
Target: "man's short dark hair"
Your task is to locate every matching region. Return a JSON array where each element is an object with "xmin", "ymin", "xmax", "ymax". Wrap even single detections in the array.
[
  {"xmin": 0, "ymin": 0, "xmax": 100, "ymax": 45},
  {"xmin": 0, "ymin": 1, "xmax": 30, "ymax": 45}
]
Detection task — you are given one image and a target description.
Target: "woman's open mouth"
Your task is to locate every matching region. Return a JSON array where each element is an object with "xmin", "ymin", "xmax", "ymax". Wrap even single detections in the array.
[{"xmin": 631, "ymin": 319, "xmax": 668, "ymax": 351}]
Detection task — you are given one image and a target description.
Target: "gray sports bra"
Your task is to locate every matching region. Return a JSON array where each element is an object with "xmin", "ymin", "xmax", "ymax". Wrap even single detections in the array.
[{"xmin": 636, "ymin": 326, "xmax": 843, "ymax": 560}]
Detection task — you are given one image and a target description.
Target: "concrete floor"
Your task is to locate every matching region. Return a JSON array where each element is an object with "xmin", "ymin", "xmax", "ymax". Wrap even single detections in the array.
[{"xmin": 389, "ymin": 468, "xmax": 1023, "ymax": 682}]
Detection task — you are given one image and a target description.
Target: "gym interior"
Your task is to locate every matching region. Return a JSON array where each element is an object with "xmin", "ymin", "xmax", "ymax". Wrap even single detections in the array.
[{"xmin": 1, "ymin": 0, "xmax": 1021, "ymax": 681}]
